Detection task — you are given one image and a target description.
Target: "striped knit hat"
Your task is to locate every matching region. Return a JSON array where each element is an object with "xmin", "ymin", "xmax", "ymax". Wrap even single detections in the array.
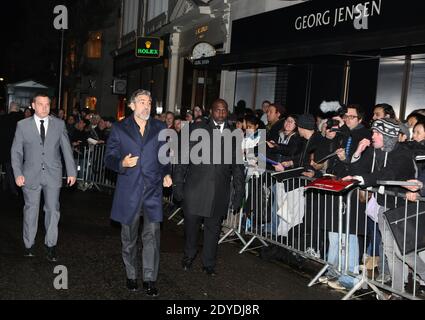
[{"xmin": 371, "ymin": 119, "xmax": 400, "ymax": 138}]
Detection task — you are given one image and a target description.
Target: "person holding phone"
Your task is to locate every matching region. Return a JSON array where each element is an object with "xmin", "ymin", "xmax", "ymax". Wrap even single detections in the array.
[{"xmin": 11, "ymin": 93, "xmax": 77, "ymax": 262}]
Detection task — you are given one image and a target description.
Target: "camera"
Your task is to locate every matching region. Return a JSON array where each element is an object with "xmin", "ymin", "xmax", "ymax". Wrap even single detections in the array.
[{"xmin": 326, "ymin": 119, "xmax": 340, "ymax": 130}]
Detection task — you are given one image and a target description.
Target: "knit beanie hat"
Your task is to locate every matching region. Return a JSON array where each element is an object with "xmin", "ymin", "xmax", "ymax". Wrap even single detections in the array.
[
  {"xmin": 297, "ymin": 114, "xmax": 316, "ymax": 131},
  {"xmin": 371, "ymin": 119, "xmax": 400, "ymax": 138}
]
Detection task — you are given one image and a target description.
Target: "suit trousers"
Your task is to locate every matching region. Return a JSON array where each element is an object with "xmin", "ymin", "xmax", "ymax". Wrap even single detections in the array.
[
  {"xmin": 22, "ymin": 175, "xmax": 61, "ymax": 249},
  {"xmin": 184, "ymin": 213, "xmax": 223, "ymax": 268},
  {"xmin": 121, "ymin": 213, "xmax": 160, "ymax": 282}
]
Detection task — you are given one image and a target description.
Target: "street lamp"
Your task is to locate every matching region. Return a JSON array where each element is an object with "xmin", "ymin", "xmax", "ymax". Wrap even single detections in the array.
[{"xmin": 0, "ymin": 78, "xmax": 4, "ymax": 82}]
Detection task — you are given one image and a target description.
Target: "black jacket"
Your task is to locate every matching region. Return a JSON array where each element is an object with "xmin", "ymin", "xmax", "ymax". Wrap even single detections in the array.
[
  {"xmin": 173, "ymin": 119, "xmax": 245, "ymax": 218},
  {"xmin": 292, "ymin": 132, "xmax": 327, "ymax": 169},
  {"xmin": 351, "ymin": 143, "xmax": 417, "ymax": 208}
]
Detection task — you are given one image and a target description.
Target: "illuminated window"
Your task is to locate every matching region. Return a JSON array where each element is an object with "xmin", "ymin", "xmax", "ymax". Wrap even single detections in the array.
[
  {"xmin": 87, "ymin": 32, "xmax": 102, "ymax": 58},
  {"xmin": 85, "ymin": 97, "xmax": 97, "ymax": 111}
]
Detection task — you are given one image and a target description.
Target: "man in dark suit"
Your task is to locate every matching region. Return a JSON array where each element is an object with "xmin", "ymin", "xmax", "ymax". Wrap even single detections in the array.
[
  {"xmin": 105, "ymin": 89, "xmax": 172, "ymax": 296},
  {"xmin": 0, "ymin": 102, "xmax": 24, "ymax": 196},
  {"xmin": 173, "ymin": 99, "xmax": 245, "ymax": 276}
]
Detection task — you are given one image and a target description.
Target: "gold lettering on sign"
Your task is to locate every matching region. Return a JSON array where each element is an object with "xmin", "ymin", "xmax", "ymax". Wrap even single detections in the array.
[{"xmin": 195, "ymin": 25, "xmax": 208, "ymax": 36}]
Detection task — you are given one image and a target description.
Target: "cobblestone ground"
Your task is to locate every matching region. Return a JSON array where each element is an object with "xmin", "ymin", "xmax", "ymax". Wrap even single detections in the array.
[{"xmin": 0, "ymin": 188, "xmax": 343, "ymax": 300}]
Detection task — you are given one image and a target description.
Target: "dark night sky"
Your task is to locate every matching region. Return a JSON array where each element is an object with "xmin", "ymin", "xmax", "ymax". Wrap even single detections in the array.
[{"xmin": 0, "ymin": 0, "xmax": 68, "ymax": 85}]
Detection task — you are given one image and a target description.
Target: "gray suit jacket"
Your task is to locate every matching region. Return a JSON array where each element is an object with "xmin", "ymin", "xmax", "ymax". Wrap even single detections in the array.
[{"xmin": 11, "ymin": 116, "xmax": 77, "ymax": 189}]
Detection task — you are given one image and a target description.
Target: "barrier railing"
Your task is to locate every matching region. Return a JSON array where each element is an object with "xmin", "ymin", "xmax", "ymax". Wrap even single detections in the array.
[
  {"xmin": 73, "ymin": 144, "xmax": 116, "ymax": 191},
  {"xmin": 341, "ymin": 186, "xmax": 425, "ymax": 300},
  {"xmin": 65, "ymin": 145, "xmax": 425, "ymax": 300},
  {"xmin": 240, "ymin": 171, "xmax": 425, "ymax": 300}
]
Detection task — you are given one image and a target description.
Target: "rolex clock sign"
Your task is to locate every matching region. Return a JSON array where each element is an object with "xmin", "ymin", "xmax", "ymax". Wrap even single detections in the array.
[{"xmin": 136, "ymin": 37, "xmax": 163, "ymax": 58}]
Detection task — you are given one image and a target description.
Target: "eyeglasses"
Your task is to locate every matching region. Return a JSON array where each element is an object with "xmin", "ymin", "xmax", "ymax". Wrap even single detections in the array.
[{"xmin": 343, "ymin": 115, "xmax": 359, "ymax": 120}]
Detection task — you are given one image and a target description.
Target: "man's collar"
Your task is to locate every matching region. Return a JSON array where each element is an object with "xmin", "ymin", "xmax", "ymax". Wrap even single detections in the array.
[
  {"xmin": 213, "ymin": 120, "xmax": 225, "ymax": 127},
  {"xmin": 34, "ymin": 114, "xmax": 49, "ymax": 122}
]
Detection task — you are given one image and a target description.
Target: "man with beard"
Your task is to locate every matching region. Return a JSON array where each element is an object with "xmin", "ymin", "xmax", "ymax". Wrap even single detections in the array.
[{"xmin": 105, "ymin": 89, "xmax": 172, "ymax": 296}]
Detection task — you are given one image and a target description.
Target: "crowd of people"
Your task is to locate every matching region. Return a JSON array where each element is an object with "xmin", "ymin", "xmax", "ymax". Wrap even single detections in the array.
[
  {"xmin": 224, "ymin": 100, "xmax": 425, "ymax": 298},
  {"xmin": 2, "ymin": 94, "xmax": 425, "ymax": 299}
]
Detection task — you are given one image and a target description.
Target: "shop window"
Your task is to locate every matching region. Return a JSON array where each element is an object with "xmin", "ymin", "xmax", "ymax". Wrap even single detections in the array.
[
  {"xmin": 85, "ymin": 97, "xmax": 97, "ymax": 111},
  {"xmin": 406, "ymin": 54, "xmax": 425, "ymax": 117},
  {"xmin": 235, "ymin": 68, "xmax": 276, "ymax": 109},
  {"xmin": 122, "ymin": 0, "xmax": 139, "ymax": 35},
  {"xmin": 375, "ymin": 56, "xmax": 405, "ymax": 117},
  {"xmin": 376, "ymin": 54, "xmax": 425, "ymax": 120},
  {"xmin": 147, "ymin": 0, "xmax": 168, "ymax": 21},
  {"xmin": 87, "ymin": 32, "xmax": 102, "ymax": 59}
]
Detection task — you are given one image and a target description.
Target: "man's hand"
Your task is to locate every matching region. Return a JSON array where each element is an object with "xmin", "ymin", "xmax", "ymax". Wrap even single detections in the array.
[
  {"xmin": 122, "ymin": 154, "xmax": 139, "ymax": 168},
  {"xmin": 333, "ymin": 116, "xmax": 345, "ymax": 128},
  {"xmin": 163, "ymin": 175, "xmax": 173, "ymax": 188},
  {"xmin": 282, "ymin": 161, "xmax": 294, "ymax": 168},
  {"xmin": 16, "ymin": 176, "xmax": 25, "ymax": 187},
  {"xmin": 266, "ymin": 141, "xmax": 277, "ymax": 149},
  {"xmin": 404, "ymin": 180, "xmax": 423, "ymax": 192},
  {"xmin": 273, "ymin": 163, "xmax": 285, "ymax": 172},
  {"xmin": 354, "ymin": 139, "xmax": 371, "ymax": 158},
  {"xmin": 336, "ymin": 148, "xmax": 347, "ymax": 161},
  {"xmin": 302, "ymin": 171, "xmax": 315, "ymax": 178},
  {"xmin": 311, "ymin": 161, "xmax": 324, "ymax": 171},
  {"xmin": 67, "ymin": 177, "xmax": 77, "ymax": 187},
  {"xmin": 342, "ymin": 176, "xmax": 355, "ymax": 181},
  {"xmin": 406, "ymin": 192, "xmax": 420, "ymax": 202}
]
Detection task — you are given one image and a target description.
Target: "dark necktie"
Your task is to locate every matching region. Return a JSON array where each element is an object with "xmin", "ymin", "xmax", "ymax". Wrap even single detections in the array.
[{"xmin": 40, "ymin": 120, "xmax": 46, "ymax": 145}]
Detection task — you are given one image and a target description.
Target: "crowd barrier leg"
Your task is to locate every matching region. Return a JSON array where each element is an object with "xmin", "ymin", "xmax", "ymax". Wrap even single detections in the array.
[
  {"xmin": 308, "ymin": 264, "xmax": 330, "ymax": 287},
  {"xmin": 219, "ymin": 207, "xmax": 247, "ymax": 246},
  {"xmin": 343, "ymin": 265, "xmax": 386, "ymax": 300},
  {"xmin": 239, "ymin": 236, "xmax": 269, "ymax": 255}
]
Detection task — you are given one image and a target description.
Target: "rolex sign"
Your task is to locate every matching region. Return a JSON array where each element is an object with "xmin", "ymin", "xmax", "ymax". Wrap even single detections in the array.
[{"xmin": 135, "ymin": 37, "xmax": 162, "ymax": 58}]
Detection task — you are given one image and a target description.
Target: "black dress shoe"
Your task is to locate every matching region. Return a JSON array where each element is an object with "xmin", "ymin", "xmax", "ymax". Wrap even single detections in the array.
[
  {"xmin": 182, "ymin": 257, "xmax": 194, "ymax": 271},
  {"xmin": 126, "ymin": 279, "xmax": 138, "ymax": 292},
  {"xmin": 202, "ymin": 266, "xmax": 217, "ymax": 276},
  {"xmin": 143, "ymin": 281, "xmax": 159, "ymax": 297},
  {"xmin": 24, "ymin": 246, "xmax": 35, "ymax": 258},
  {"xmin": 46, "ymin": 246, "xmax": 57, "ymax": 262}
]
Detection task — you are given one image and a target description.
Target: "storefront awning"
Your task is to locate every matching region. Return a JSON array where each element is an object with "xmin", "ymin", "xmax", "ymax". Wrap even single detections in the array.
[
  {"xmin": 219, "ymin": 28, "xmax": 425, "ymax": 70},
  {"xmin": 222, "ymin": 0, "xmax": 425, "ymax": 70}
]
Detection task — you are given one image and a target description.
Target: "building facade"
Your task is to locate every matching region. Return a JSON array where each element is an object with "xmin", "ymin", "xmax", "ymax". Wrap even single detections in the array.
[{"xmin": 113, "ymin": 0, "xmax": 425, "ymax": 119}]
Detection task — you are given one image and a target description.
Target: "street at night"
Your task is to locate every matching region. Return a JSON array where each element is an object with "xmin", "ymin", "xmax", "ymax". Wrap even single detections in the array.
[
  {"xmin": 1, "ymin": 0, "xmax": 425, "ymax": 306},
  {"xmin": 0, "ymin": 188, "xmax": 342, "ymax": 301}
]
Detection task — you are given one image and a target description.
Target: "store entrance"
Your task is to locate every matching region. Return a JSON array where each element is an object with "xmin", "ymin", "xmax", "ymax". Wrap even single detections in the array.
[{"xmin": 181, "ymin": 59, "xmax": 221, "ymax": 114}]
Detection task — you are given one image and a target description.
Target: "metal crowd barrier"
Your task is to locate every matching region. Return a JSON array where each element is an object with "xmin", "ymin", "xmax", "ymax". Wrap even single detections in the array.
[
  {"xmin": 73, "ymin": 144, "xmax": 116, "ymax": 191},
  {"xmin": 165, "ymin": 176, "xmax": 249, "ymax": 247},
  {"xmin": 240, "ymin": 171, "xmax": 425, "ymax": 300},
  {"xmin": 67, "ymin": 145, "xmax": 425, "ymax": 300},
  {"xmin": 341, "ymin": 186, "xmax": 425, "ymax": 300}
]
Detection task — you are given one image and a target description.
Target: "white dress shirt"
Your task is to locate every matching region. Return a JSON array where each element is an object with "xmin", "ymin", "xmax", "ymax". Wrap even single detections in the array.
[
  {"xmin": 213, "ymin": 121, "xmax": 225, "ymax": 133},
  {"xmin": 34, "ymin": 114, "xmax": 50, "ymax": 135}
]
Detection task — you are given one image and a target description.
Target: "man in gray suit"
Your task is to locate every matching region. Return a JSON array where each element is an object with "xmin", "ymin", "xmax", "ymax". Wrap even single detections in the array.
[{"xmin": 11, "ymin": 93, "xmax": 77, "ymax": 262}]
